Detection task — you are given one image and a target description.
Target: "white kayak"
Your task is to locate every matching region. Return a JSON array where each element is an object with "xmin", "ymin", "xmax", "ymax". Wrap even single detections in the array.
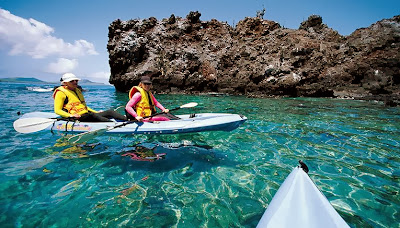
[
  {"xmin": 14, "ymin": 111, "xmax": 247, "ymax": 135},
  {"xmin": 257, "ymin": 162, "xmax": 349, "ymax": 228}
]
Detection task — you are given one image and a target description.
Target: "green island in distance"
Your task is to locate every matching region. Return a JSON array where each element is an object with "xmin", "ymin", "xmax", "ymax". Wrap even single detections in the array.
[{"xmin": 0, "ymin": 77, "xmax": 106, "ymax": 85}]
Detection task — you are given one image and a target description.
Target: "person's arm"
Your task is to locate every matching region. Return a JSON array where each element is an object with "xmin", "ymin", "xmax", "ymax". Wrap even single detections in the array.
[
  {"xmin": 125, "ymin": 92, "xmax": 141, "ymax": 118},
  {"xmin": 152, "ymin": 95, "xmax": 169, "ymax": 113},
  {"xmin": 54, "ymin": 91, "xmax": 72, "ymax": 117}
]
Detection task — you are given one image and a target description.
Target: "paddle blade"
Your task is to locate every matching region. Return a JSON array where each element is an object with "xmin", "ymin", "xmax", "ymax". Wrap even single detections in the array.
[
  {"xmin": 13, "ymin": 117, "xmax": 56, "ymax": 133},
  {"xmin": 180, "ymin": 102, "xmax": 198, "ymax": 108},
  {"xmin": 67, "ymin": 128, "xmax": 109, "ymax": 144}
]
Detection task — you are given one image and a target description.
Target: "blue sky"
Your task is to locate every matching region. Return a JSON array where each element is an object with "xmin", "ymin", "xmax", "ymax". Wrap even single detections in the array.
[{"xmin": 0, "ymin": 0, "xmax": 399, "ymax": 84}]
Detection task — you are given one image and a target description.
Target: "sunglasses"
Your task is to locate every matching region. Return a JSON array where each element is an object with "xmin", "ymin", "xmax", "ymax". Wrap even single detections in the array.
[{"xmin": 143, "ymin": 82, "xmax": 152, "ymax": 85}]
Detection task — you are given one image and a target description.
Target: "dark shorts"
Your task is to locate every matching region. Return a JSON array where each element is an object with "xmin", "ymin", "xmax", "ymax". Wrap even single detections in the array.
[{"xmin": 79, "ymin": 109, "xmax": 127, "ymax": 122}]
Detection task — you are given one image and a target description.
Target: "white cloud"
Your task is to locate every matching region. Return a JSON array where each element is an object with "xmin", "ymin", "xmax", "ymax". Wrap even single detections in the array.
[
  {"xmin": 0, "ymin": 9, "xmax": 98, "ymax": 59},
  {"xmin": 46, "ymin": 58, "xmax": 78, "ymax": 74}
]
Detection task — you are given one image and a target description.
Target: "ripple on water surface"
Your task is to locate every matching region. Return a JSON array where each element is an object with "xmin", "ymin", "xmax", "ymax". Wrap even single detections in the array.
[{"xmin": 0, "ymin": 83, "xmax": 399, "ymax": 227}]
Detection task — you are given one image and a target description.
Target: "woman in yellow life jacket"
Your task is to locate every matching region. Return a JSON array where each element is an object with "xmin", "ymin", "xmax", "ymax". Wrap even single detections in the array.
[
  {"xmin": 125, "ymin": 76, "xmax": 171, "ymax": 122},
  {"xmin": 53, "ymin": 73, "xmax": 127, "ymax": 122}
]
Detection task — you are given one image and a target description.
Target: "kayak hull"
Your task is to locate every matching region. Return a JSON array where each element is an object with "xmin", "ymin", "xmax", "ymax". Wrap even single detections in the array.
[
  {"xmin": 257, "ymin": 166, "xmax": 349, "ymax": 228},
  {"xmin": 19, "ymin": 112, "xmax": 247, "ymax": 134}
]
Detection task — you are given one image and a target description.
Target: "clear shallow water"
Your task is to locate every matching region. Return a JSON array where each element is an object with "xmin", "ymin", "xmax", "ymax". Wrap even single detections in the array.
[{"xmin": 0, "ymin": 82, "xmax": 399, "ymax": 227}]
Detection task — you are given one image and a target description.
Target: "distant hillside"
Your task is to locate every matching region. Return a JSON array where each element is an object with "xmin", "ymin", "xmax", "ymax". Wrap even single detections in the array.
[
  {"xmin": 0, "ymin": 77, "xmax": 105, "ymax": 85},
  {"xmin": 0, "ymin": 77, "xmax": 44, "ymax": 83},
  {"xmin": 79, "ymin": 79, "xmax": 105, "ymax": 85}
]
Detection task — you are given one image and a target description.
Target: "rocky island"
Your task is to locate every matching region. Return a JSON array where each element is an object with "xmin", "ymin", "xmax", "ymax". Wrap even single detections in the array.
[{"xmin": 107, "ymin": 11, "xmax": 400, "ymax": 105}]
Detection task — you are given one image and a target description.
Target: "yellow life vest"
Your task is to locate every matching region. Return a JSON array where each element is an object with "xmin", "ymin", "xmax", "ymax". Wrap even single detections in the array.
[
  {"xmin": 53, "ymin": 86, "xmax": 88, "ymax": 115},
  {"xmin": 128, "ymin": 86, "xmax": 156, "ymax": 117}
]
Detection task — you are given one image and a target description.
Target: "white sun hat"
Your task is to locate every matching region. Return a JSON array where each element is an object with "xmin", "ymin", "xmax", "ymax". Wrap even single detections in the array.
[{"xmin": 61, "ymin": 73, "xmax": 81, "ymax": 83}]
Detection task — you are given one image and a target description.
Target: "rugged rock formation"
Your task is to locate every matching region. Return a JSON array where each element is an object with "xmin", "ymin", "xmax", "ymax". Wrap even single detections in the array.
[{"xmin": 107, "ymin": 12, "xmax": 400, "ymax": 104}]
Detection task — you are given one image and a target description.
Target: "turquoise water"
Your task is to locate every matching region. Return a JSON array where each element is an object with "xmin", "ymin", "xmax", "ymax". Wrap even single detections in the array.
[{"xmin": 1, "ymin": 82, "xmax": 399, "ymax": 227}]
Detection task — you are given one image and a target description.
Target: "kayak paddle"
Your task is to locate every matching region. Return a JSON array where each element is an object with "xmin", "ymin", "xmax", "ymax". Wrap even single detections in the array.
[
  {"xmin": 67, "ymin": 121, "xmax": 134, "ymax": 144},
  {"xmin": 144, "ymin": 102, "xmax": 198, "ymax": 119},
  {"xmin": 67, "ymin": 102, "xmax": 198, "ymax": 144},
  {"xmin": 13, "ymin": 117, "xmax": 69, "ymax": 133}
]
